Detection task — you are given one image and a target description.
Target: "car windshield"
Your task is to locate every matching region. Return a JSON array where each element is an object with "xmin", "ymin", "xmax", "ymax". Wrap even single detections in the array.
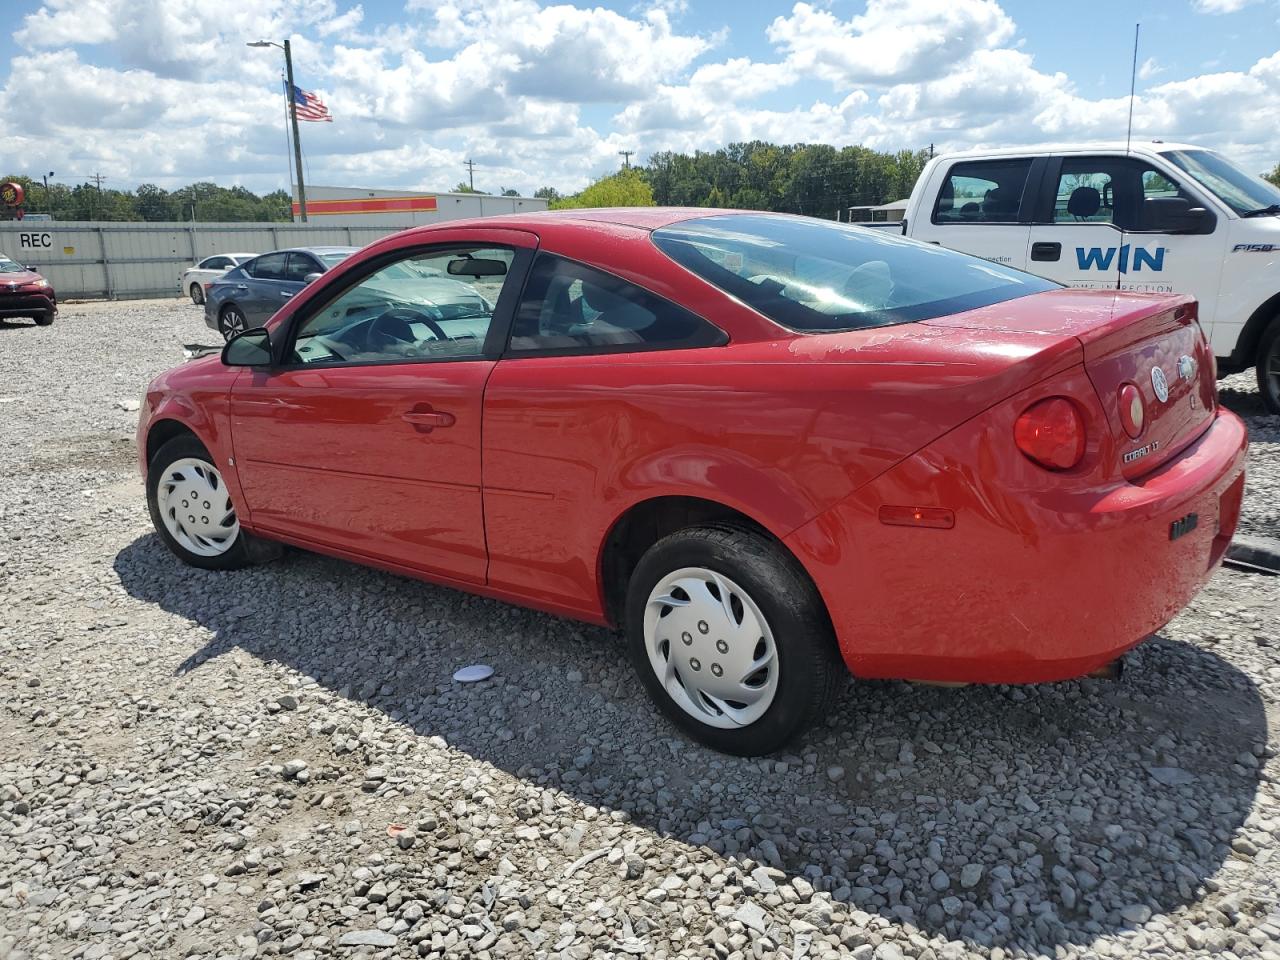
[
  {"xmin": 319, "ymin": 252, "xmax": 353, "ymax": 267},
  {"xmin": 652, "ymin": 214, "xmax": 1057, "ymax": 333},
  {"xmin": 1163, "ymin": 149, "xmax": 1280, "ymax": 216},
  {"xmin": 0, "ymin": 256, "xmax": 24, "ymax": 273}
]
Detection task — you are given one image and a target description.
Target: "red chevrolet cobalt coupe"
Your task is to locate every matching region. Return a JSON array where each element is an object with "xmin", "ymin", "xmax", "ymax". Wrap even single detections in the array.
[{"xmin": 136, "ymin": 210, "xmax": 1247, "ymax": 754}]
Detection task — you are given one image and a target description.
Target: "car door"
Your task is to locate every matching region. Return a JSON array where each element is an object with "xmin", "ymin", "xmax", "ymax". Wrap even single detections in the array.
[
  {"xmin": 228, "ymin": 232, "xmax": 536, "ymax": 583},
  {"xmin": 239, "ymin": 251, "xmax": 289, "ymax": 325},
  {"xmin": 1024, "ymin": 154, "xmax": 1224, "ymax": 296},
  {"xmin": 906, "ymin": 157, "xmax": 1034, "ymax": 270}
]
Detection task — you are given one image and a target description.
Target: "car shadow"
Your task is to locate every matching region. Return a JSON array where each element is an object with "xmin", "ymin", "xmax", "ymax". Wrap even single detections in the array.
[{"xmin": 113, "ymin": 534, "xmax": 1266, "ymax": 955}]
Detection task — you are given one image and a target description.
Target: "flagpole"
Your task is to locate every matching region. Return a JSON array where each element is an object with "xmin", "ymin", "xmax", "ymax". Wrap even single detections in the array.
[
  {"xmin": 281, "ymin": 70, "xmax": 295, "ymax": 207},
  {"xmin": 284, "ymin": 38, "xmax": 308, "ymax": 222}
]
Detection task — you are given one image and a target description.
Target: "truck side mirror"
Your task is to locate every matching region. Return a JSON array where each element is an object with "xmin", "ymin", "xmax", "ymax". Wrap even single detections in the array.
[{"xmin": 1142, "ymin": 197, "xmax": 1216, "ymax": 235}]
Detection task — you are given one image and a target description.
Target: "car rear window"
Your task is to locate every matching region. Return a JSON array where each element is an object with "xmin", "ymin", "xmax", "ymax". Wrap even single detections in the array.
[{"xmin": 651, "ymin": 214, "xmax": 1058, "ymax": 333}]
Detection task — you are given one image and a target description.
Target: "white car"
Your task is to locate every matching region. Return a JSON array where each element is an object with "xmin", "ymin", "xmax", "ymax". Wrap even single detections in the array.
[
  {"xmin": 895, "ymin": 141, "xmax": 1280, "ymax": 411},
  {"xmin": 180, "ymin": 253, "xmax": 258, "ymax": 305}
]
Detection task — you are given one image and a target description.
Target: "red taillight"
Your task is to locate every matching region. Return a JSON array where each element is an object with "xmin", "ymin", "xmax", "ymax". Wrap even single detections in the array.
[
  {"xmin": 1014, "ymin": 397, "xmax": 1086, "ymax": 470},
  {"xmin": 1117, "ymin": 383, "xmax": 1145, "ymax": 438}
]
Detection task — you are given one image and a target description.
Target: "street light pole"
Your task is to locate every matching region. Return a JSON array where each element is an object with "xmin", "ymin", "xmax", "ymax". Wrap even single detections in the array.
[
  {"xmin": 283, "ymin": 39, "xmax": 308, "ymax": 222},
  {"xmin": 248, "ymin": 39, "xmax": 308, "ymax": 222}
]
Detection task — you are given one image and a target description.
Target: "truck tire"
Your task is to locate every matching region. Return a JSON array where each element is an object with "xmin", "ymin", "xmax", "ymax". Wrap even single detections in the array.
[{"xmin": 1258, "ymin": 318, "xmax": 1280, "ymax": 415}]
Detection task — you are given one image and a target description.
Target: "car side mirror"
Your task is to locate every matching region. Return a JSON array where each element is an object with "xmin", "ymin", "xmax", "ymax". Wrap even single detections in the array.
[
  {"xmin": 222, "ymin": 327, "xmax": 273, "ymax": 367},
  {"xmin": 303, "ymin": 272, "xmax": 323, "ymax": 285},
  {"xmin": 1143, "ymin": 197, "xmax": 1216, "ymax": 234}
]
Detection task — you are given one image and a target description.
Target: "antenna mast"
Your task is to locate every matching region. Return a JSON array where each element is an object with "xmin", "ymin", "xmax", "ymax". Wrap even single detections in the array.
[{"xmin": 1126, "ymin": 23, "xmax": 1140, "ymax": 153}]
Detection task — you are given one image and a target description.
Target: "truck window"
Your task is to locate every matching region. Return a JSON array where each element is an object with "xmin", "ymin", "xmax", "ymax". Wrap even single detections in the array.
[
  {"xmin": 1051, "ymin": 157, "xmax": 1196, "ymax": 231},
  {"xmin": 933, "ymin": 160, "xmax": 1031, "ymax": 225}
]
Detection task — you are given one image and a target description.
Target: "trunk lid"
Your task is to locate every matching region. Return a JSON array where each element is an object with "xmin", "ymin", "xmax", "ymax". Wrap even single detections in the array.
[{"xmin": 923, "ymin": 289, "xmax": 1216, "ymax": 478}]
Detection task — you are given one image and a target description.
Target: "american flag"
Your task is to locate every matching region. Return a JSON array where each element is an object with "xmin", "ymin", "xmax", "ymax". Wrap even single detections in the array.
[{"xmin": 285, "ymin": 81, "xmax": 332, "ymax": 122}]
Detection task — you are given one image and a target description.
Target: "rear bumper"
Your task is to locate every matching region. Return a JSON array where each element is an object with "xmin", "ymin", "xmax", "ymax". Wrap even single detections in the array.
[{"xmin": 787, "ymin": 408, "xmax": 1248, "ymax": 684}]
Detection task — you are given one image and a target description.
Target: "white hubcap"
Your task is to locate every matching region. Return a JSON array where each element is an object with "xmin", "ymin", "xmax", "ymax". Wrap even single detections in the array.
[
  {"xmin": 644, "ymin": 567, "xmax": 779, "ymax": 729},
  {"xmin": 157, "ymin": 457, "xmax": 239, "ymax": 557}
]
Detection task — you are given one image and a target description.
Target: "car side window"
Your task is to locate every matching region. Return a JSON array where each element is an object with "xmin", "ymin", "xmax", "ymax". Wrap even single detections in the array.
[
  {"xmin": 287, "ymin": 247, "xmax": 515, "ymax": 366},
  {"xmin": 508, "ymin": 253, "xmax": 724, "ymax": 354},
  {"xmin": 932, "ymin": 160, "xmax": 1031, "ymax": 224},
  {"xmin": 250, "ymin": 252, "xmax": 288, "ymax": 280},
  {"xmin": 284, "ymin": 253, "xmax": 321, "ymax": 282},
  {"xmin": 1051, "ymin": 157, "xmax": 1194, "ymax": 230},
  {"xmin": 200, "ymin": 256, "xmax": 229, "ymax": 270}
]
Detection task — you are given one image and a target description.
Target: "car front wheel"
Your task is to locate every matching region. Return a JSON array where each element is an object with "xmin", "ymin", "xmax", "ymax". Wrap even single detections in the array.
[
  {"xmin": 218, "ymin": 305, "xmax": 247, "ymax": 341},
  {"xmin": 1257, "ymin": 318, "xmax": 1280, "ymax": 415},
  {"xmin": 34, "ymin": 311, "xmax": 54, "ymax": 326},
  {"xmin": 147, "ymin": 435, "xmax": 255, "ymax": 570},
  {"xmin": 624, "ymin": 524, "xmax": 844, "ymax": 756}
]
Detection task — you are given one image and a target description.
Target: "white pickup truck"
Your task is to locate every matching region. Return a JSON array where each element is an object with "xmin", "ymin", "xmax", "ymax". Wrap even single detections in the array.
[{"xmin": 891, "ymin": 142, "xmax": 1280, "ymax": 412}]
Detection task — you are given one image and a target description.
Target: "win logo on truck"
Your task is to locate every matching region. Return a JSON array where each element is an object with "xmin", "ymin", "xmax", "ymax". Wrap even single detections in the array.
[{"xmin": 1076, "ymin": 245, "xmax": 1166, "ymax": 273}]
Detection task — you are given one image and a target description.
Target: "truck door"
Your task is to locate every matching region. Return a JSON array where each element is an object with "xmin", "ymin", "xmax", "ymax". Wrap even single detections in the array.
[
  {"xmin": 907, "ymin": 158, "xmax": 1033, "ymax": 271},
  {"xmin": 1024, "ymin": 155, "xmax": 1224, "ymax": 303}
]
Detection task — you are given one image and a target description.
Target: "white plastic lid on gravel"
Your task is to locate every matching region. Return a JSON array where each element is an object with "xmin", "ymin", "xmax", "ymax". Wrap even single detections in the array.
[{"xmin": 453, "ymin": 664, "xmax": 494, "ymax": 683}]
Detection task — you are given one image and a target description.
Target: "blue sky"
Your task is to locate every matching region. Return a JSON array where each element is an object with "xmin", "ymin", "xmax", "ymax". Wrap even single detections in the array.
[{"xmin": 3, "ymin": 0, "xmax": 1278, "ymax": 196}]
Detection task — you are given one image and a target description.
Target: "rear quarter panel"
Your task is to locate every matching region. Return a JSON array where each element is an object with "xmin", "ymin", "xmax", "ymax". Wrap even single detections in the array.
[{"xmin": 481, "ymin": 324, "xmax": 1080, "ymax": 618}]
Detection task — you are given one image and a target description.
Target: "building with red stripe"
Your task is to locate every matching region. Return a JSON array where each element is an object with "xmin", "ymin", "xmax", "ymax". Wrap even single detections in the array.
[{"xmin": 294, "ymin": 186, "xmax": 547, "ymax": 226}]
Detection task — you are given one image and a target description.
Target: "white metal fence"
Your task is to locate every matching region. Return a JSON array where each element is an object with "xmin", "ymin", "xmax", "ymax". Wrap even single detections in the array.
[{"xmin": 0, "ymin": 221, "xmax": 408, "ymax": 300}]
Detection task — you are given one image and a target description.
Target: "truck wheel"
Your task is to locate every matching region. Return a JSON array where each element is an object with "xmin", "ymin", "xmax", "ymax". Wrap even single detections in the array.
[
  {"xmin": 624, "ymin": 524, "xmax": 844, "ymax": 756},
  {"xmin": 1258, "ymin": 319, "xmax": 1280, "ymax": 415}
]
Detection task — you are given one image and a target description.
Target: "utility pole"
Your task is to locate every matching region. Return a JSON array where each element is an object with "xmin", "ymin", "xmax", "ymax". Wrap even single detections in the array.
[
  {"xmin": 88, "ymin": 172, "xmax": 105, "ymax": 219},
  {"xmin": 619, "ymin": 150, "xmax": 634, "ymax": 170},
  {"xmin": 465, "ymin": 159, "xmax": 476, "ymax": 191},
  {"xmin": 41, "ymin": 172, "xmax": 53, "ymax": 216}
]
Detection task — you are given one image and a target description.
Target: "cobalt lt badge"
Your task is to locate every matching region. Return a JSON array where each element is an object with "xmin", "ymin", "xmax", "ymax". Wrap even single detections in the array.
[{"xmin": 1151, "ymin": 365, "xmax": 1170, "ymax": 403}]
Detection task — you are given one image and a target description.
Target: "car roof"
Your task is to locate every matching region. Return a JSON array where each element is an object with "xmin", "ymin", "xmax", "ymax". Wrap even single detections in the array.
[
  {"xmin": 933, "ymin": 141, "xmax": 1203, "ymax": 161},
  {"xmin": 248, "ymin": 246, "xmax": 360, "ymax": 257},
  {"xmin": 385, "ymin": 207, "xmax": 771, "ymax": 243}
]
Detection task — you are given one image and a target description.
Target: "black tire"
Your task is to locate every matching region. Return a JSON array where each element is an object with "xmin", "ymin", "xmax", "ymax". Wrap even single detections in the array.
[
  {"xmin": 33, "ymin": 311, "xmax": 54, "ymax": 326},
  {"xmin": 190, "ymin": 283, "xmax": 205, "ymax": 305},
  {"xmin": 218, "ymin": 305, "xmax": 247, "ymax": 342},
  {"xmin": 624, "ymin": 524, "xmax": 844, "ymax": 756},
  {"xmin": 147, "ymin": 435, "xmax": 259, "ymax": 570},
  {"xmin": 1257, "ymin": 318, "xmax": 1280, "ymax": 415}
]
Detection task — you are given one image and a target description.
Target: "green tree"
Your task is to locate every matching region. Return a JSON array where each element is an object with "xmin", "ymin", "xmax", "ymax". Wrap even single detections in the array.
[
  {"xmin": 452, "ymin": 181, "xmax": 488, "ymax": 194},
  {"xmin": 534, "ymin": 186, "xmax": 562, "ymax": 203},
  {"xmin": 1265, "ymin": 163, "xmax": 1280, "ymax": 188},
  {"xmin": 551, "ymin": 169, "xmax": 655, "ymax": 209}
]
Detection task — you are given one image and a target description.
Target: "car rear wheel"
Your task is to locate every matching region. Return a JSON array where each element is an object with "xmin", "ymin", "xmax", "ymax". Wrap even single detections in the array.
[
  {"xmin": 190, "ymin": 283, "xmax": 205, "ymax": 305},
  {"xmin": 147, "ymin": 435, "xmax": 256, "ymax": 570},
  {"xmin": 1257, "ymin": 318, "xmax": 1280, "ymax": 415},
  {"xmin": 624, "ymin": 524, "xmax": 843, "ymax": 755},
  {"xmin": 218, "ymin": 305, "xmax": 247, "ymax": 341}
]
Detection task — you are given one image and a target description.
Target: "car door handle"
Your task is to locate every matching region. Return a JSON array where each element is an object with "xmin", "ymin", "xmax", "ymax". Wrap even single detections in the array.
[
  {"xmin": 281, "ymin": 291, "xmax": 293, "ymax": 298},
  {"xmin": 401, "ymin": 408, "xmax": 456, "ymax": 432},
  {"xmin": 1031, "ymin": 241, "xmax": 1062, "ymax": 262},
  {"xmin": 235, "ymin": 283, "xmax": 248, "ymax": 289}
]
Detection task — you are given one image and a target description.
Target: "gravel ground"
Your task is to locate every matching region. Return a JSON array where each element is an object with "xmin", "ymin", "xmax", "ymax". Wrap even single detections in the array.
[{"xmin": 1, "ymin": 298, "xmax": 1278, "ymax": 960}]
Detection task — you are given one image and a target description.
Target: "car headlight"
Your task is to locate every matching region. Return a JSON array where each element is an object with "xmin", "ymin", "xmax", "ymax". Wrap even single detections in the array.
[{"xmin": 31, "ymin": 279, "xmax": 48, "ymax": 288}]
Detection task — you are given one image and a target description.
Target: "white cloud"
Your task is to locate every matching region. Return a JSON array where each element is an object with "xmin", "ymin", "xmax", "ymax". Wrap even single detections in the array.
[
  {"xmin": 3, "ymin": 0, "xmax": 1280, "ymax": 198},
  {"xmin": 766, "ymin": 0, "xmax": 1016, "ymax": 86},
  {"xmin": 1192, "ymin": 0, "xmax": 1258, "ymax": 12},
  {"xmin": 1138, "ymin": 57, "xmax": 1164, "ymax": 80}
]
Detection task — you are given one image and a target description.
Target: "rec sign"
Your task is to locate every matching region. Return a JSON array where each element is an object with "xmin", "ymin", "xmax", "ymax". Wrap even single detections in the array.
[{"xmin": 17, "ymin": 232, "xmax": 53, "ymax": 249}]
